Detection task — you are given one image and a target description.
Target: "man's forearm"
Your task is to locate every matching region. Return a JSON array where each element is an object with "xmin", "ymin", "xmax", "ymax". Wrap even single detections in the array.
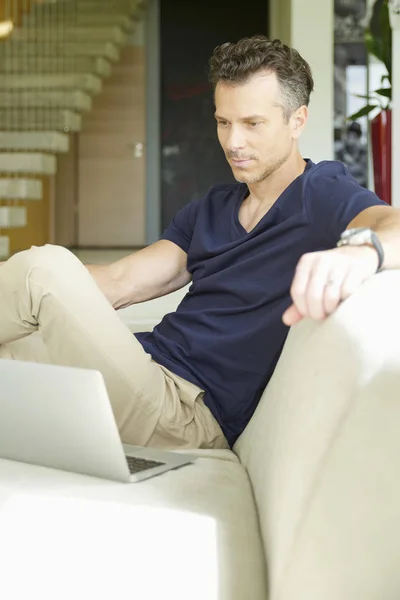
[
  {"xmin": 372, "ymin": 213, "xmax": 400, "ymax": 270},
  {"xmin": 85, "ymin": 241, "xmax": 191, "ymax": 310},
  {"xmin": 86, "ymin": 261, "xmax": 144, "ymax": 310},
  {"xmin": 85, "ymin": 263, "xmax": 128, "ymax": 309},
  {"xmin": 347, "ymin": 205, "xmax": 400, "ymax": 271}
]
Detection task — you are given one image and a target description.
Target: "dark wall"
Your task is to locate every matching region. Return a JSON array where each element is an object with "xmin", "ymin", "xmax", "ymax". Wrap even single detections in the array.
[{"xmin": 160, "ymin": 0, "xmax": 269, "ymax": 229}]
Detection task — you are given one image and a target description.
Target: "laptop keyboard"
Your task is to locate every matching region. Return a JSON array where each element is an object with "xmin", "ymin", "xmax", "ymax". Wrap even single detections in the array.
[{"xmin": 126, "ymin": 455, "xmax": 165, "ymax": 474}]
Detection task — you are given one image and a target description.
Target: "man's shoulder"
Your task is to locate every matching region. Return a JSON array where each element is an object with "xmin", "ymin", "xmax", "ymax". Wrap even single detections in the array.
[
  {"xmin": 306, "ymin": 159, "xmax": 349, "ymax": 182},
  {"xmin": 305, "ymin": 159, "xmax": 364, "ymax": 195}
]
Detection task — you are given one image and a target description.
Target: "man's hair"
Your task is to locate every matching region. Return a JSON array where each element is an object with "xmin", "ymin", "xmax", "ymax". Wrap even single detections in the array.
[{"xmin": 209, "ymin": 35, "xmax": 314, "ymax": 121}]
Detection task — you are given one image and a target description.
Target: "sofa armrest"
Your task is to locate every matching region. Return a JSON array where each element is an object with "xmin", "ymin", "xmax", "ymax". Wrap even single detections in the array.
[{"xmin": 235, "ymin": 270, "xmax": 400, "ymax": 599}]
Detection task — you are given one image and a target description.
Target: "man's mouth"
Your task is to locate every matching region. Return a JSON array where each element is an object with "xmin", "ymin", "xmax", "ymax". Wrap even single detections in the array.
[{"xmin": 229, "ymin": 157, "xmax": 253, "ymax": 167}]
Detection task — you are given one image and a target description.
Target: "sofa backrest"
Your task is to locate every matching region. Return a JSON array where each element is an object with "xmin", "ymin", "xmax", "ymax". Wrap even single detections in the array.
[
  {"xmin": 234, "ymin": 271, "xmax": 400, "ymax": 599},
  {"xmin": 118, "ymin": 286, "xmax": 189, "ymax": 333}
]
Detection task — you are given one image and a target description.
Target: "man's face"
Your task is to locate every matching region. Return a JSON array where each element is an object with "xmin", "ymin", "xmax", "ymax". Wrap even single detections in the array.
[{"xmin": 214, "ymin": 72, "xmax": 304, "ymax": 184}]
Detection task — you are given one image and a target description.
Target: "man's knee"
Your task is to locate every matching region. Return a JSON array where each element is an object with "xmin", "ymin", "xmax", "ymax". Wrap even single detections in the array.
[{"xmin": 8, "ymin": 244, "xmax": 81, "ymax": 274}]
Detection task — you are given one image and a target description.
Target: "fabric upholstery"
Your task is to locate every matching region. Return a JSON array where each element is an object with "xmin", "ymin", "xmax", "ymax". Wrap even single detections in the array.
[
  {"xmin": 118, "ymin": 287, "xmax": 189, "ymax": 333},
  {"xmin": 235, "ymin": 270, "xmax": 400, "ymax": 599},
  {"xmin": 0, "ymin": 450, "xmax": 267, "ymax": 600}
]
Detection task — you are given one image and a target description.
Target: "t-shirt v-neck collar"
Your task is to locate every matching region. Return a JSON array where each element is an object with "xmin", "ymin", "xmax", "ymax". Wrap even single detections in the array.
[{"xmin": 233, "ymin": 160, "xmax": 314, "ymax": 236}]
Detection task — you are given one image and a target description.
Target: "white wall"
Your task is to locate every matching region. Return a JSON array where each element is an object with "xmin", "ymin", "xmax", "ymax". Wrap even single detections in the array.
[{"xmin": 269, "ymin": 0, "xmax": 334, "ymax": 163}]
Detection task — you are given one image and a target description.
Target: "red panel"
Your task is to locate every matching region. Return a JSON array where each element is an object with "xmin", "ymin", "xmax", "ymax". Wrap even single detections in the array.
[{"xmin": 371, "ymin": 109, "xmax": 392, "ymax": 205}]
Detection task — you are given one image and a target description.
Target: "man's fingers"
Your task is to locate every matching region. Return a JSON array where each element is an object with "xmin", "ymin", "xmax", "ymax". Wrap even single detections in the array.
[
  {"xmin": 290, "ymin": 253, "xmax": 314, "ymax": 319},
  {"xmin": 322, "ymin": 265, "xmax": 351, "ymax": 315},
  {"xmin": 292, "ymin": 253, "xmax": 334, "ymax": 321},
  {"xmin": 286, "ymin": 247, "xmax": 378, "ymax": 324},
  {"xmin": 282, "ymin": 304, "xmax": 303, "ymax": 326},
  {"xmin": 341, "ymin": 271, "xmax": 364, "ymax": 300},
  {"xmin": 304, "ymin": 267, "xmax": 333, "ymax": 320}
]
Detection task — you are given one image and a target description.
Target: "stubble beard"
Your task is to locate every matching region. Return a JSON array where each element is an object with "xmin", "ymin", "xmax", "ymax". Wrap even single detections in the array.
[{"xmin": 232, "ymin": 150, "xmax": 291, "ymax": 184}]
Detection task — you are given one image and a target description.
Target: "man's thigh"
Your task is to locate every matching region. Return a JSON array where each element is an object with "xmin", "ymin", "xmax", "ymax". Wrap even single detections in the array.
[
  {"xmin": 0, "ymin": 246, "xmax": 169, "ymax": 446},
  {"xmin": 0, "ymin": 245, "xmax": 228, "ymax": 450}
]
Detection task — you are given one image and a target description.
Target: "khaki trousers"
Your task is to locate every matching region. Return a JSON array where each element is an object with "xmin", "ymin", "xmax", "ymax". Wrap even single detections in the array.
[{"xmin": 0, "ymin": 245, "xmax": 228, "ymax": 450}]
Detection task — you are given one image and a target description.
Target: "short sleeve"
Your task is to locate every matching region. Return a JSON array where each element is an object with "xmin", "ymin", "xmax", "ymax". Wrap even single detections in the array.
[
  {"xmin": 305, "ymin": 163, "xmax": 388, "ymax": 246},
  {"xmin": 160, "ymin": 196, "xmax": 203, "ymax": 253}
]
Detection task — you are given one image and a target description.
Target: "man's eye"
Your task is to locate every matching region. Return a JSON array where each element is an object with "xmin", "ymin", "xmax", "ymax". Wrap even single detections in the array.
[
  {"xmin": 249, "ymin": 122, "xmax": 260, "ymax": 127},
  {"xmin": 217, "ymin": 121, "xmax": 229, "ymax": 127}
]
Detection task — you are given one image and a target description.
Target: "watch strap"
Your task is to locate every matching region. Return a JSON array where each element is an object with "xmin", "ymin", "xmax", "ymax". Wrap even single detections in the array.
[
  {"xmin": 370, "ymin": 231, "xmax": 384, "ymax": 272},
  {"xmin": 337, "ymin": 228, "xmax": 385, "ymax": 272}
]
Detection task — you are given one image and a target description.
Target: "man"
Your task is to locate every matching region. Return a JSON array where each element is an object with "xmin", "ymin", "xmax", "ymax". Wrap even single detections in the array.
[{"xmin": 1, "ymin": 36, "xmax": 399, "ymax": 449}]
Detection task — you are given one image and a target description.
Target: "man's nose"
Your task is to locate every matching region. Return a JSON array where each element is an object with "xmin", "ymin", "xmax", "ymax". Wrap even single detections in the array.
[{"xmin": 225, "ymin": 126, "xmax": 246, "ymax": 152}]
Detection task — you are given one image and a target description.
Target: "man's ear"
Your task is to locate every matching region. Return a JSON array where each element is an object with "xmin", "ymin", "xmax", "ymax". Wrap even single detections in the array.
[{"xmin": 290, "ymin": 105, "xmax": 308, "ymax": 139}]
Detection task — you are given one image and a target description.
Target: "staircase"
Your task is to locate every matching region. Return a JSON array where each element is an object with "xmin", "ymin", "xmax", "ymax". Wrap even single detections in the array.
[{"xmin": 0, "ymin": 0, "xmax": 144, "ymax": 258}]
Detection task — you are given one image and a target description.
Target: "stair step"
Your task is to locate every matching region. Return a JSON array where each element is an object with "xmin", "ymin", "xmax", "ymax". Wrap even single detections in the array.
[
  {"xmin": 0, "ymin": 178, "xmax": 42, "ymax": 200},
  {"xmin": 0, "ymin": 57, "xmax": 112, "ymax": 78},
  {"xmin": 12, "ymin": 25, "xmax": 128, "ymax": 46},
  {"xmin": 0, "ymin": 74, "xmax": 102, "ymax": 95},
  {"xmin": 33, "ymin": 0, "xmax": 139, "ymax": 14},
  {"xmin": 0, "ymin": 236, "xmax": 9, "ymax": 259},
  {"xmin": 0, "ymin": 153, "xmax": 56, "ymax": 175},
  {"xmin": 73, "ymin": 14, "xmax": 135, "ymax": 30},
  {"xmin": 26, "ymin": 13, "xmax": 134, "ymax": 31},
  {"xmin": 0, "ymin": 90, "xmax": 92, "ymax": 112},
  {"xmin": 0, "ymin": 41, "xmax": 120, "ymax": 62},
  {"xmin": 0, "ymin": 206, "xmax": 27, "ymax": 228},
  {"xmin": 0, "ymin": 132, "xmax": 69, "ymax": 152},
  {"xmin": 0, "ymin": 109, "xmax": 82, "ymax": 133}
]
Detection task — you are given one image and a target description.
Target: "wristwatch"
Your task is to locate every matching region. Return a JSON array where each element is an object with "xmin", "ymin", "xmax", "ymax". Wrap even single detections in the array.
[{"xmin": 337, "ymin": 227, "xmax": 384, "ymax": 272}]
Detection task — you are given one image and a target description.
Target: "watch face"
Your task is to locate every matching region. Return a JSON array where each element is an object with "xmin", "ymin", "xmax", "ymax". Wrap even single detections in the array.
[{"xmin": 344, "ymin": 227, "xmax": 372, "ymax": 245}]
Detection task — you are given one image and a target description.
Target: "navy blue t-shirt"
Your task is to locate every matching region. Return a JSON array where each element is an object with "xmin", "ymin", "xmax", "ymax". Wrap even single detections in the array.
[{"xmin": 136, "ymin": 160, "xmax": 387, "ymax": 445}]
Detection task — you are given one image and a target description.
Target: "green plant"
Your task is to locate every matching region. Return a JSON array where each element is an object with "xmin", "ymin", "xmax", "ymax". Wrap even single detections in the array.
[{"xmin": 348, "ymin": 0, "xmax": 392, "ymax": 120}]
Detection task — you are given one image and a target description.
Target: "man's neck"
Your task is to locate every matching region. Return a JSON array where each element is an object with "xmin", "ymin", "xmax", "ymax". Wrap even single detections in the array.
[{"xmin": 247, "ymin": 153, "xmax": 307, "ymax": 208}]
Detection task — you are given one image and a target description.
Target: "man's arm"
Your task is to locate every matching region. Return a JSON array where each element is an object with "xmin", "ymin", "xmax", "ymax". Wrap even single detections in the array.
[
  {"xmin": 347, "ymin": 205, "xmax": 400, "ymax": 270},
  {"xmin": 283, "ymin": 205, "xmax": 400, "ymax": 326},
  {"xmin": 87, "ymin": 239, "xmax": 191, "ymax": 310}
]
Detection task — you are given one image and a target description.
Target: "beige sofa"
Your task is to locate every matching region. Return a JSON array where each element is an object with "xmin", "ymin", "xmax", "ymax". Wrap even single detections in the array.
[{"xmin": 0, "ymin": 270, "xmax": 399, "ymax": 599}]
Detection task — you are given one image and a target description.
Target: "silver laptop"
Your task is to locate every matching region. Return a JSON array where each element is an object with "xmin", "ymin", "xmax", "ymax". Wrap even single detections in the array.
[{"xmin": 0, "ymin": 359, "xmax": 197, "ymax": 483}]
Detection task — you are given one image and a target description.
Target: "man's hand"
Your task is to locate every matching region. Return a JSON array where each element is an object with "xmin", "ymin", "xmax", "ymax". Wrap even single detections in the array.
[{"xmin": 282, "ymin": 245, "xmax": 379, "ymax": 326}]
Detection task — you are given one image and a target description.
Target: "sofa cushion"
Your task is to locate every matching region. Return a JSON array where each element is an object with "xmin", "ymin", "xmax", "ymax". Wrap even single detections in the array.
[
  {"xmin": 0, "ymin": 450, "xmax": 267, "ymax": 600},
  {"xmin": 118, "ymin": 287, "xmax": 189, "ymax": 333},
  {"xmin": 234, "ymin": 270, "xmax": 400, "ymax": 599}
]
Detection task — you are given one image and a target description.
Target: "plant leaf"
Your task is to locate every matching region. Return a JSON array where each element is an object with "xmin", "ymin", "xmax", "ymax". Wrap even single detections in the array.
[
  {"xmin": 365, "ymin": 30, "xmax": 383, "ymax": 63},
  {"xmin": 374, "ymin": 87, "xmax": 391, "ymax": 99},
  {"xmin": 379, "ymin": 0, "xmax": 392, "ymax": 77},
  {"xmin": 367, "ymin": 0, "xmax": 392, "ymax": 77},
  {"xmin": 348, "ymin": 1, "xmax": 392, "ymax": 119},
  {"xmin": 353, "ymin": 93, "xmax": 374, "ymax": 100},
  {"xmin": 347, "ymin": 105, "xmax": 379, "ymax": 121}
]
